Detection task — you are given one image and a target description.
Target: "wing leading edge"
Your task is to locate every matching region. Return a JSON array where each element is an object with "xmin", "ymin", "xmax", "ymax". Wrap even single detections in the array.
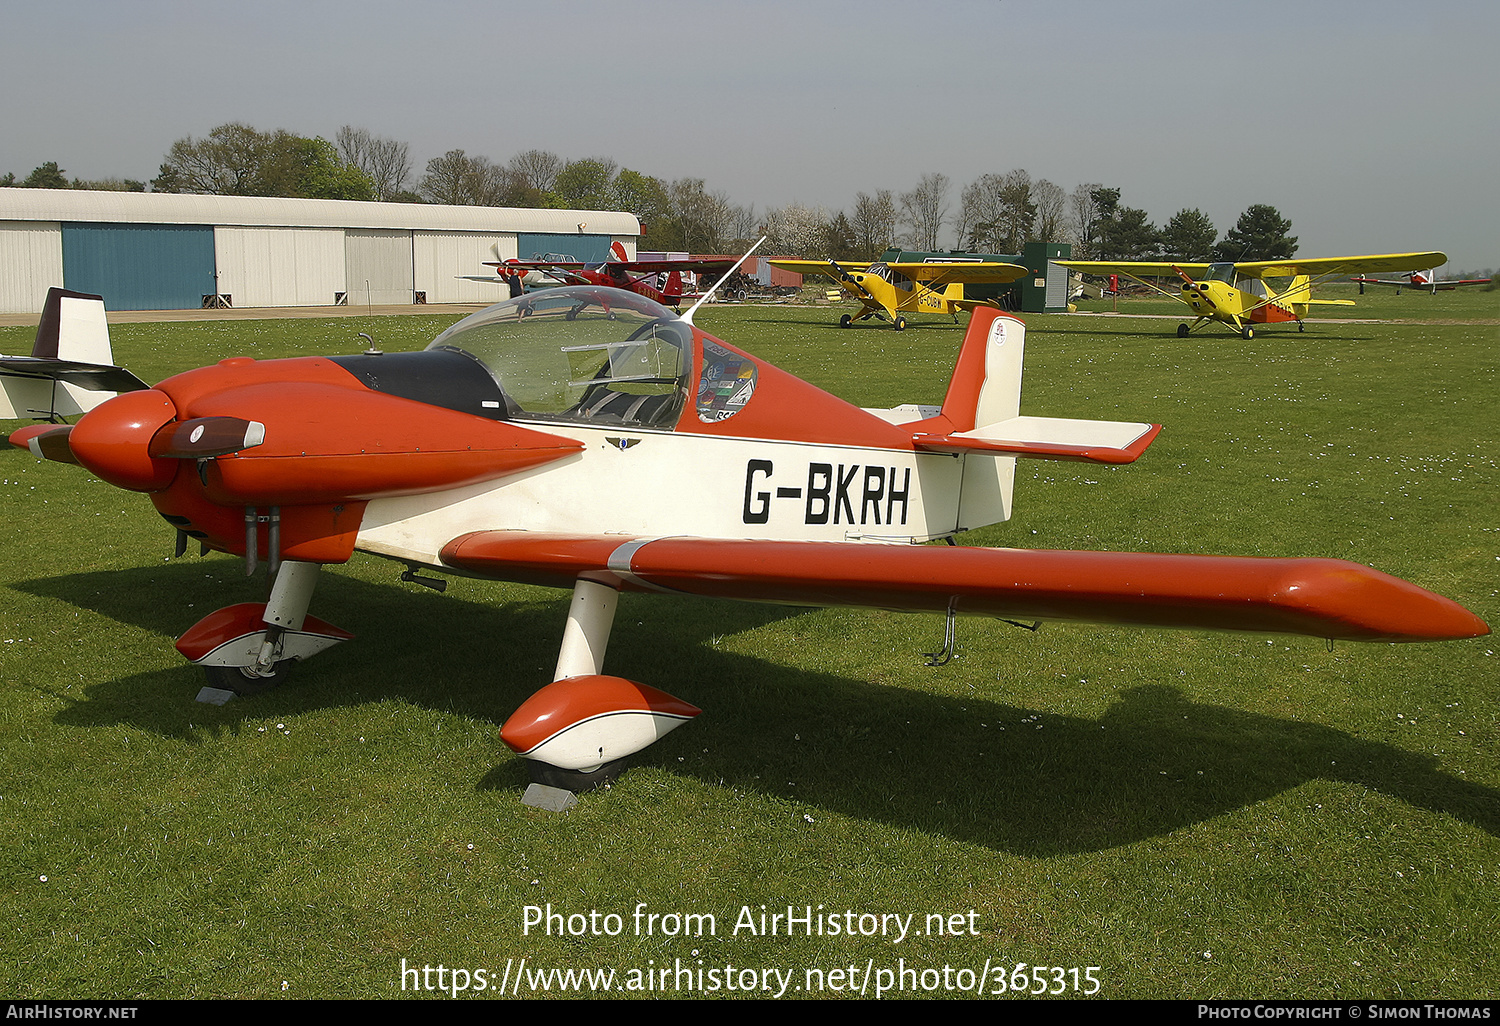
[
  {"xmin": 768, "ymin": 259, "xmax": 1029, "ymax": 284},
  {"xmin": 1057, "ymin": 253, "xmax": 1448, "ymax": 280},
  {"xmin": 439, "ymin": 533, "xmax": 1488, "ymax": 644}
]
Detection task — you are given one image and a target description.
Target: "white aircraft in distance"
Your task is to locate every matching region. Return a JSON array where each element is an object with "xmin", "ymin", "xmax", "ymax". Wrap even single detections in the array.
[
  {"xmin": 4, "ymin": 285, "xmax": 1488, "ymax": 810},
  {"xmin": 1352, "ymin": 269, "xmax": 1492, "ymax": 294}
]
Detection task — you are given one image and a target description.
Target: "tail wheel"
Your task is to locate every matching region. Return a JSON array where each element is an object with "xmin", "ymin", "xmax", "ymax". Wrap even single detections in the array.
[
  {"xmin": 1298, "ymin": 322, "xmax": 1306, "ymax": 333},
  {"xmin": 203, "ymin": 661, "xmax": 294, "ymax": 697}
]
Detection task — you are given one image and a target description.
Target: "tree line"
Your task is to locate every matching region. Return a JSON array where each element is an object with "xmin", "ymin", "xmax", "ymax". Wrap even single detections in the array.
[{"xmin": 0, "ymin": 121, "xmax": 1314, "ymax": 264}]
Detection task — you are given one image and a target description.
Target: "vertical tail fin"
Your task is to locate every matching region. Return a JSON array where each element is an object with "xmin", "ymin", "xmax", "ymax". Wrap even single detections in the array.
[
  {"xmin": 906, "ymin": 307, "xmax": 1026, "ymax": 532},
  {"xmin": 33, "ymin": 288, "xmax": 112, "ymax": 364},
  {"xmin": 936, "ymin": 306, "xmax": 1026, "ymax": 433},
  {"xmin": 2, "ymin": 289, "xmax": 142, "ymax": 421}
]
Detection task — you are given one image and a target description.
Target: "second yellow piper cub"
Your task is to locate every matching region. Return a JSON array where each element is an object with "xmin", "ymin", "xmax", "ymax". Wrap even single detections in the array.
[
  {"xmin": 769, "ymin": 257, "xmax": 1030, "ymax": 330},
  {"xmin": 1058, "ymin": 252, "xmax": 1448, "ymax": 338}
]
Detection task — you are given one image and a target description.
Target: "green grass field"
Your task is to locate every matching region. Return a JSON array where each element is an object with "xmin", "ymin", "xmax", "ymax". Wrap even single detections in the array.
[{"xmin": 1, "ymin": 294, "xmax": 1496, "ymax": 1000}]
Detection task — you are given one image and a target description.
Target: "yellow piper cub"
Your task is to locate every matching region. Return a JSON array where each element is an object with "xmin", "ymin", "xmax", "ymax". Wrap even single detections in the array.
[
  {"xmin": 769, "ymin": 257, "xmax": 1029, "ymax": 330},
  {"xmin": 1058, "ymin": 252, "xmax": 1447, "ymax": 338}
]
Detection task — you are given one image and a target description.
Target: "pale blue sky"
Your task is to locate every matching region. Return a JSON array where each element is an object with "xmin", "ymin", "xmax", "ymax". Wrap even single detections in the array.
[{"xmin": 4, "ymin": 0, "xmax": 1496, "ymax": 269}]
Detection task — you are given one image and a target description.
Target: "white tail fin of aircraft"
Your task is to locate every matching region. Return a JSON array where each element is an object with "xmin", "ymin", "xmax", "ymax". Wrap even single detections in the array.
[{"xmin": 0, "ymin": 287, "xmax": 147, "ymax": 422}]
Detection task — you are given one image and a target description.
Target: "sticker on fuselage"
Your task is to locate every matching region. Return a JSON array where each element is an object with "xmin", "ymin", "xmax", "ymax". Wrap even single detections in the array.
[
  {"xmin": 742, "ymin": 459, "xmax": 911, "ymax": 526},
  {"xmin": 697, "ymin": 339, "xmax": 757, "ymax": 422}
]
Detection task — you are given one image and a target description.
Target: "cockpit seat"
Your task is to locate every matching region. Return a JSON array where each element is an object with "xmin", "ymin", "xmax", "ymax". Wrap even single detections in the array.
[{"xmin": 571, "ymin": 387, "xmax": 681, "ymax": 428}]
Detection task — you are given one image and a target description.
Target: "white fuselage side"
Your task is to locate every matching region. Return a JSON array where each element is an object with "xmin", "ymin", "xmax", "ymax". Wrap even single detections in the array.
[{"xmin": 355, "ymin": 424, "xmax": 1016, "ymax": 568}]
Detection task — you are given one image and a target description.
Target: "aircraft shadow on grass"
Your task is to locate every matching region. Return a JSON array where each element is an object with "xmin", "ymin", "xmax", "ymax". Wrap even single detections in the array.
[
  {"xmin": 736, "ymin": 313, "xmax": 967, "ymax": 333},
  {"xmin": 1035, "ymin": 320, "xmax": 1381, "ymax": 343},
  {"xmin": 21, "ymin": 561, "xmax": 1499, "ymax": 857}
]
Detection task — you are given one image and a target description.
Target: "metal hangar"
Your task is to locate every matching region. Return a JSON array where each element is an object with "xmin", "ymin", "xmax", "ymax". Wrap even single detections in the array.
[{"xmin": 0, "ymin": 188, "xmax": 640, "ymax": 313}]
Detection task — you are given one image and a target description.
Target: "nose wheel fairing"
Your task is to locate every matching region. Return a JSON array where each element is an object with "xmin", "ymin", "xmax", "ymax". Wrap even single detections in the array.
[{"xmin": 177, "ymin": 561, "xmax": 353, "ymax": 703}]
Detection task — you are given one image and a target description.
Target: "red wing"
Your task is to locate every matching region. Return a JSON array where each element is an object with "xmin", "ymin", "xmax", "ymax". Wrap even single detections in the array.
[
  {"xmin": 484, "ymin": 259, "xmax": 734, "ymax": 274},
  {"xmin": 607, "ymin": 260, "xmax": 737, "ymax": 274},
  {"xmin": 439, "ymin": 533, "xmax": 1488, "ymax": 644}
]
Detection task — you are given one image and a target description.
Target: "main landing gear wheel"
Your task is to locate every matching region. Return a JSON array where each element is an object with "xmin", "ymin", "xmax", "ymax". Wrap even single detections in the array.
[
  {"xmin": 838, "ymin": 314, "xmax": 852, "ymax": 328},
  {"xmin": 1176, "ymin": 323, "xmax": 1190, "ymax": 338},
  {"xmin": 203, "ymin": 661, "xmax": 294, "ymax": 697},
  {"xmin": 894, "ymin": 316, "xmax": 907, "ymax": 331},
  {"xmin": 1241, "ymin": 326, "xmax": 1254, "ymax": 339}
]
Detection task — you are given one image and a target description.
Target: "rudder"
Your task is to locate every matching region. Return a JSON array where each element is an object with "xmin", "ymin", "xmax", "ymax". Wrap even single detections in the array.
[{"xmin": 935, "ymin": 306, "xmax": 1026, "ymax": 433}]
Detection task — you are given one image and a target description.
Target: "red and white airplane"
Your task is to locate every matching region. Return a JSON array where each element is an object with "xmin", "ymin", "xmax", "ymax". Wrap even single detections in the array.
[
  {"xmin": 1352, "ymin": 269, "xmax": 1492, "ymax": 294},
  {"xmin": 479, "ymin": 241, "xmax": 736, "ymax": 310},
  {"xmin": 5, "ymin": 285, "xmax": 1488, "ymax": 807}
]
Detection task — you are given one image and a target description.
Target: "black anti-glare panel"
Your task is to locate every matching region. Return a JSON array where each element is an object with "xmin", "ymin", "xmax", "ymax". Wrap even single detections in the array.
[{"xmin": 329, "ymin": 349, "xmax": 513, "ymax": 420}]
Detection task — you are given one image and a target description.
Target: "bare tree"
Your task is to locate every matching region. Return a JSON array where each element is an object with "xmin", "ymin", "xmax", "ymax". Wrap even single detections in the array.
[
  {"xmin": 957, "ymin": 170, "xmax": 1033, "ymax": 251},
  {"xmin": 419, "ymin": 149, "xmax": 507, "ymax": 205},
  {"xmin": 728, "ymin": 202, "xmax": 759, "ymax": 247},
  {"xmin": 1068, "ymin": 182, "xmax": 1104, "ymax": 257},
  {"xmin": 1033, "ymin": 179, "xmax": 1066, "ymax": 243},
  {"xmin": 899, "ymin": 173, "xmax": 949, "ymax": 251},
  {"xmin": 851, "ymin": 189, "xmax": 898, "ymax": 259},
  {"xmin": 335, "ymin": 126, "xmax": 412, "ymax": 200},
  {"xmin": 669, "ymin": 178, "xmax": 737, "ymax": 252},
  {"xmin": 957, "ymin": 175, "xmax": 1003, "ymax": 249},
  {"xmin": 507, "ymin": 149, "xmax": 564, "ymax": 194}
]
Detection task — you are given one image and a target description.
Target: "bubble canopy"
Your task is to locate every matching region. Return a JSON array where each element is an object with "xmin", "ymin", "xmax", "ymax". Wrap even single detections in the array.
[{"xmin": 427, "ymin": 286, "xmax": 692, "ymax": 429}]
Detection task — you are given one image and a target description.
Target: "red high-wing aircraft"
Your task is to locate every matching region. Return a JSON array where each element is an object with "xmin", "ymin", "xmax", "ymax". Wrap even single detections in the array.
[
  {"xmin": 480, "ymin": 241, "xmax": 737, "ymax": 310},
  {"xmin": 5, "ymin": 286, "xmax": 1488, "ymax": 807}
]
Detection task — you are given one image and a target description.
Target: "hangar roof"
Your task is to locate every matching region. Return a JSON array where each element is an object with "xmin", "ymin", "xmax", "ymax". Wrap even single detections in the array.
[{"xmin": 0, "ymin": 188, "xmax": 641, "ymax": 235}]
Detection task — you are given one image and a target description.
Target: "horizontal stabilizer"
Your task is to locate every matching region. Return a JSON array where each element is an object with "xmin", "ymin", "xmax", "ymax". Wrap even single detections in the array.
[
  {"xmin": 0, "ymin": 356, "xmax": 149, "ymax": 393},
  {"xmin": 913, "ymin": 416, "xmax": 1160, "ymax": 464},
  {"xmin": 439, "ymin": 533, "xmax": 1489, "ymax": 644}
]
